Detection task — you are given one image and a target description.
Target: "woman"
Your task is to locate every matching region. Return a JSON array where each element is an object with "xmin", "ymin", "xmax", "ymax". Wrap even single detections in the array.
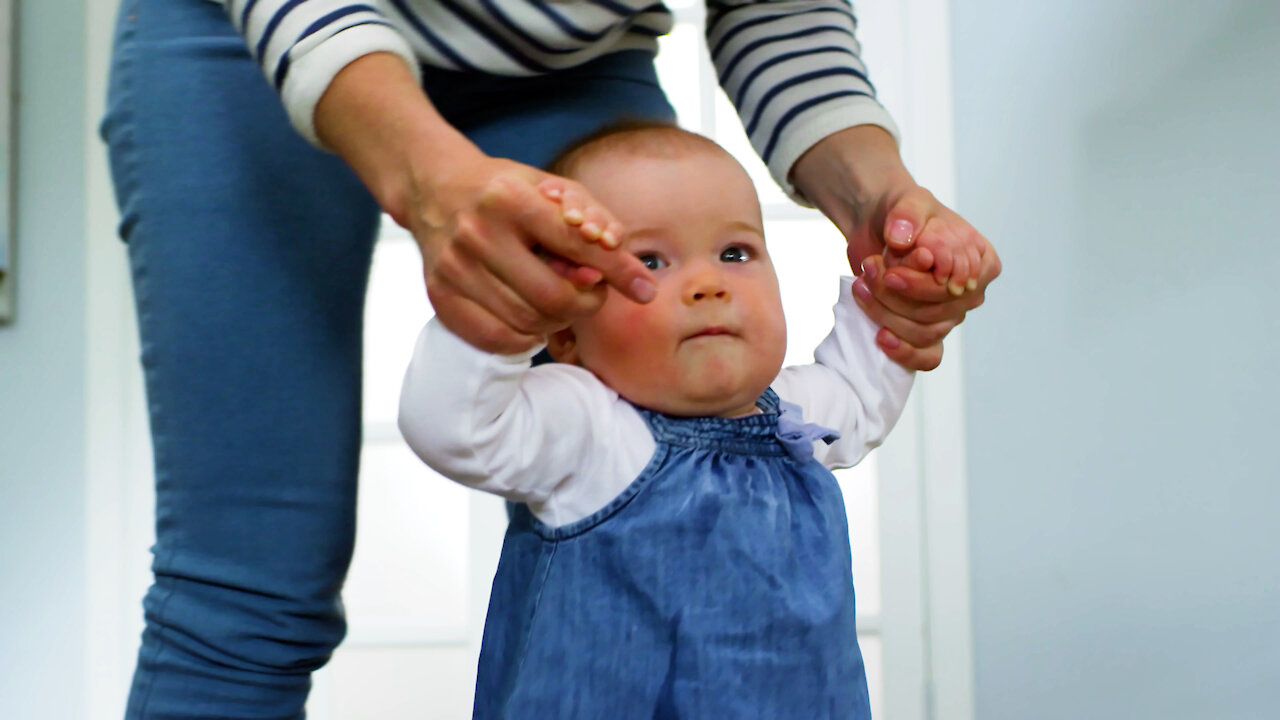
[{"xmin": 102, "ymin": 0, "xmax": 997, "ymax": 716}]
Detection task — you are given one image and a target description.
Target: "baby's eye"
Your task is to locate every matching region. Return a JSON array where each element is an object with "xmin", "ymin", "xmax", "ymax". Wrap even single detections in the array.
[
  {"xmin": 719, "ymin": 246, "xmax": 752, "ymax": 263},
  {"xmin": 637, "ymin": 253, "xmax": 667, "ymax": 271}
]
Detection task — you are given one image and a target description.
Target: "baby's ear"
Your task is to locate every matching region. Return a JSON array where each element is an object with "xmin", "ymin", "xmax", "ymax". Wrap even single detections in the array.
[{"xmin": 546, "ymin": 327, "xmax": 580, "ymax": 365}]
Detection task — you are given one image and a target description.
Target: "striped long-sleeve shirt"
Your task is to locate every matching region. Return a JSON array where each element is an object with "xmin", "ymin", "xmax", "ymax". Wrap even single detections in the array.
[{"xmin": 220, "ymin": 0, "xmax": 898, "ymax": 197}]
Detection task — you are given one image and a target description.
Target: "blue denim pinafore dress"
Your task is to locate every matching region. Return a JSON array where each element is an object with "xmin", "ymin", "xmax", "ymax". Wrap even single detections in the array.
[{"xmin": 474, "ymin": 390, "xmax": 872, "ymax": 719}]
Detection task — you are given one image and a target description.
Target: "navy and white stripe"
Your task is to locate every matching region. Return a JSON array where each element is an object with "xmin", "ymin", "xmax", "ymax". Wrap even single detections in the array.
[{"xmin": 219, "ymin": 0, "xmax": 895, "ymax": 194}]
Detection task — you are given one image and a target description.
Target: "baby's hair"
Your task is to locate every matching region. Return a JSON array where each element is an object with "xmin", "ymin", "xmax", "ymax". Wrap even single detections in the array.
[{"xmin": 547, "ymin": 119, "xmax": 726, "ymax": 179}]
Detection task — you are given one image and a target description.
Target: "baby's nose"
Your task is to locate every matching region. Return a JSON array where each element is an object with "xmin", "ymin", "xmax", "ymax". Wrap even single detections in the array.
[{"xmin": 684, "ymin": 268, "xmax": 730, "ymax": 304}]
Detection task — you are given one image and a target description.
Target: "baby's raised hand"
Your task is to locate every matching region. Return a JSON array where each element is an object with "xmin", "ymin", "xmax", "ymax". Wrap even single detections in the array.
[
  {"xmin": 534, "ymin": 177, "xmax": 633, "ymax": 287},
  {"xmin": 880, "ymin": 186, "xmax": 990, "ymax": 297},
  {"xmin": 537, "ymin": 178, "xmax": 625, "ymax": 248}
]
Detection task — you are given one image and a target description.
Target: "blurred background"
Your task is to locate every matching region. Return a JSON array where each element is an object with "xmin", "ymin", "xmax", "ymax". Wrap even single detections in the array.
[{"xmin": 1, "ymin": 0, "xmax": 1277, "ymax": 718}]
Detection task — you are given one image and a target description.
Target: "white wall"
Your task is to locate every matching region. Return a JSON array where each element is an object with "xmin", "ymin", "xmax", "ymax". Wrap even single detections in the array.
[
  {"xmin": 7, "ymin": 1, "xmax": 1280, "ymax": 718},
  {"xmin": 0, "ymin": 0, "xmax": 90, "ymax": 717},
  {"xmin": 951, "ymin": 1, "xmax": 1280, "ymax": 718}
]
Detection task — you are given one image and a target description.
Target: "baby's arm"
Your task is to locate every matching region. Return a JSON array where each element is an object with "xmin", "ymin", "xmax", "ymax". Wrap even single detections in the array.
[
  {"xmin": 398, "ymin": 320, "xmax": 651, "ymax": 525},
  {"xmin": 772, "ymin": 278, "xmax": 916, "ymax": 469}
]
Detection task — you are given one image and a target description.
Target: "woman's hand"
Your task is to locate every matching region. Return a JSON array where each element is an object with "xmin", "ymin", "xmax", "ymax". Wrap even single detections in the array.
[
  {"xmin": 849, "ymin": 252, "xmax": 999, "ymax": 371},
  {"xmin": 407, "ymin": 154, "xmax": 657, "ymax": 354},
  {"xmin": 791, "ymin": 125, "xmax": 1001, "ymax": 371},
  {"xmin": 315, "ymin": 53, "xmax": 655, "ymax": 354}
]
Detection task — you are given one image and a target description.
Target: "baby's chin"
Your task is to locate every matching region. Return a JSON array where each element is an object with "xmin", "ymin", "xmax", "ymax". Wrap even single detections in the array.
[{"xmin": 619, "ymin": 380, "xmax": 775, "ymax": 418}]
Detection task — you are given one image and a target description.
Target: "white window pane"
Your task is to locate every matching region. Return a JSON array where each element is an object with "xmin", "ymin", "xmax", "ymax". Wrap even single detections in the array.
[
  {"xmin": 344, "ymin": 441, "xmax": 470, "ymax": 645},
  {"xmin": 764, "ymin": 217, "xmax": 852, "ymax": 366},
  {"xmin": 363, "ymin": 235, "xmax": 432, "ymax": 426},
  {"xmin": 859, "ymin": 634, "xmax": 885, "ymax": 720},
  {"xmin": 655, "ymin": 23, "xmax": 705, "ymax": 131}
]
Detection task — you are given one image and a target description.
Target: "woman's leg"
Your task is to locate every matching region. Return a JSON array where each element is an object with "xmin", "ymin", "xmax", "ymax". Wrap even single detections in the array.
[
  {"xmin": 106, "ymin": 0, "xmax": 673, "ymax": 710},
  {"xmin": 104, "ymin": 1, "xmax": 380, "ymax": 717}
]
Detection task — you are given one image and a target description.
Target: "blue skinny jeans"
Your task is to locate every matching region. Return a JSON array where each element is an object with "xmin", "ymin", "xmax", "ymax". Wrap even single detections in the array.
[{"xmin": 102, "ymin": 0, "xmax": 674, "ymax": 716}]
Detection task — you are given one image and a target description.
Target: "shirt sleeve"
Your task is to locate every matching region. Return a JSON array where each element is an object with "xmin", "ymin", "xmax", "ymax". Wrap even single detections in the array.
[
  {"xmin": 224, "ymin": 0, "xmax": 422, "ymax": 147},
  {"xmin": 772, "ymin": 276, "xmax": 915, "ymax": 469},
  {"xmin": 704, "ymin": 0, "xmax": 900, "ymax": 202},
  {"xmin": 397, "ymin": 319, "xmax": 655, "ymax": 527}
]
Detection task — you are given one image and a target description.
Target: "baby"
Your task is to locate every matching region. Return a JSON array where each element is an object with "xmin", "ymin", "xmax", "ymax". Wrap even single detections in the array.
[{"xmin": 400, "ymin": 124, "xmax": 917, "ymax": 718}]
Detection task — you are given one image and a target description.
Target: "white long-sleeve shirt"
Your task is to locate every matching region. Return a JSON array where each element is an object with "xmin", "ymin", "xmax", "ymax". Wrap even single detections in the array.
[
  {"xmin": 214, "ymin": 0, "xmax": 898, "ymax": 197},
  {"xmin": 399, "ymin": 277, "xmax": 913, "ymax": 527}
]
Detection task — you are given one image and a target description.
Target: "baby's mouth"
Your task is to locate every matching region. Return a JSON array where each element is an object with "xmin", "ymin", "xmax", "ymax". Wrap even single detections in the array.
[{"xmin": 685, "ymin": 326, "xmax": 736, "ymax": 340}]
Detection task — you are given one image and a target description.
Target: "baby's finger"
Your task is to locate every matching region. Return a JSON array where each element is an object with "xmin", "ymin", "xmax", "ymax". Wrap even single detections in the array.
[
  {"xmin": 557, "ymin": 185, "xmax": 588, "ymax": 228},
  {"xmin": 965, "ymin": 243, "xmax": 983, "ymax": 291},
  {"xmin": 947, "ymin": 249, "xmax": 970, "ymax": 297},
  {"xmin": 537, "ymin": 177, "xmax": 566, "ymax": 202},
  {"xmin": 578, "ymin": 205, "xmax": 613, "ymax": 246},
  {"xmin": 600, "ymin": 220, "xmax": 624, "ymax": 250},
  {"xmin": 916, "ymin": 218, "xmax": 953, "ymax": 286},
  {"xmin": 901, "ymin": 246, "xmax": 934, "ymax": 273}
]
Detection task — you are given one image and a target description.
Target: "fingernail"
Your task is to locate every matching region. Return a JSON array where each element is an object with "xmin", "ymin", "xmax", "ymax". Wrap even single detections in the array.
[
  {"xmin": 630, "ymin": 278, "xmax": 657, "ymax": 303},
  {"xmin": 889, "ymin": 219, "xmax": 914, "ymax": 246},
  {"xmin": 885, "ymin": 274, "xmax": 908, "ymax": 291},
  {"xmin": 852, "ymin": 279, "xmax": 873, "ymax": 303},
  {"xmin": 948, "ymin": 282, "xmax": 965, "ymax": 296},
  {"xmin": 564, "ymin": 208, "xmax": 584, "ymax": 224},
  {"xmin": 879, "ymin": 330, "xmax": 901, "ymax": 349},
  {"xmin": 545, "ymin": 187, "xmax": 562, "ymax": 199},
  {"xmin": 863, "ymin": 260, "xmax": 879, "ymax": 281},
  {"xmin": 583, "ymin": 222, "xmax": 602, "ymax": 239},
  {"xmin": 966, "ymin": 278, "xmax": 978, "ymax": 291},
  {"xmin": 601, "ymin": 230, "xmax": 619, "ymax": 248}
]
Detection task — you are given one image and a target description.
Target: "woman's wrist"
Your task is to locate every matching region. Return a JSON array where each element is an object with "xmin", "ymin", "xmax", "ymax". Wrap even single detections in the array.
[
  {"xmin": 789, "ymin": 124, "xmax": 916, "ymax": 236},
  {"xmin": 314, "ymin": 52, "xmax": 483, "ymax": 227}
]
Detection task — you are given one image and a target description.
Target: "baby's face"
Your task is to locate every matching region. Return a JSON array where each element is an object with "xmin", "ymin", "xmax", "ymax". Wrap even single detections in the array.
[{"xmin": 555, "ymin": 147, "xmax": 787, "ymax": 417}]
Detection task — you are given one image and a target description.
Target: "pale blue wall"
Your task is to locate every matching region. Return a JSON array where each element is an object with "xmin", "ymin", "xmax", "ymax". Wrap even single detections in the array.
[
  {"xmin": 952, "ymin": 1, "xmax": 1280, "ymax": 718},
  {"xmin": 0, "ymin": 0, "xmax": 89, "ymax": 716}
]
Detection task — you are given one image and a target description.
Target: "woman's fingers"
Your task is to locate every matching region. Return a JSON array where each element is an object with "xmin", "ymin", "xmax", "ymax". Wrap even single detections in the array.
[
  {"xmin": 429, "ymin": 221, "xmax": 588, "ymax": 337},
  {"xmin": 416, "ymin": 158, "xmax": 659, "ymax": 351},
  {"xmin": 875, "ymin": 329, "xmax": 944, "ymax": 372},
  {"xmin": 852, "ymin": 275, "xmax": 961, "ymax": 348},
  {"xmin": 425, "ymin": 283, "xmax": 544, "ymax": 355},
  {"xmin": 480, "ymin": 175, "xmax": 657, "ymax": 306}
]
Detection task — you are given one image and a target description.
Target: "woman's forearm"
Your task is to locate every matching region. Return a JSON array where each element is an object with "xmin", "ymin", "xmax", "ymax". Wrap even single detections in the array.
[
  {"xmin": 789, "ymin": 124, "xmax": 917, "ymax": 237},
  {"xmin": 313, "ymin": 52, "xmax": 483, "ymax": 228}
]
